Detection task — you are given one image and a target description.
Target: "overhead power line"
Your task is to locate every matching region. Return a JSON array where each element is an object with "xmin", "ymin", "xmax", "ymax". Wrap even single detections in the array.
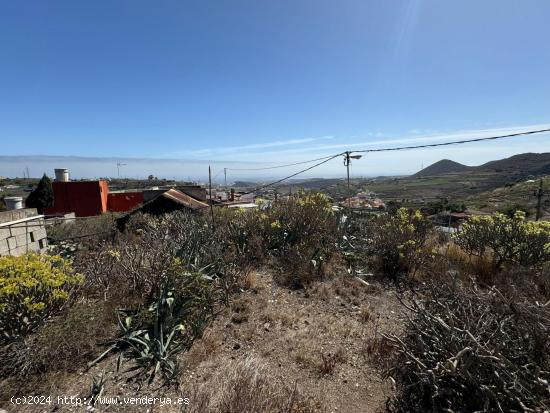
[
  {"xmin": 229, "ymin": 127, "xmax": 550, "ymax": 195},
  {"xmin": 224, "ymin": 127, "xmax": 550, "ymax": 173},
  {"xmin": 239, "ymin": 153, "xmax": 344, "ymax": 195},
  {"xmin": 351, "ymin": 127, "xmax": 550, "ymax": 153},
  {"xmin": 226, "ymin": 154, "xmax": 338, "ymax": 171}
]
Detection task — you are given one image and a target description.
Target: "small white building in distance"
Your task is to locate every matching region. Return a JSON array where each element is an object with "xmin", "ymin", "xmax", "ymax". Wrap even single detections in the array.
[{"xmin": 0, "ymin": 205, "xmax": 48, "ymax": 257}]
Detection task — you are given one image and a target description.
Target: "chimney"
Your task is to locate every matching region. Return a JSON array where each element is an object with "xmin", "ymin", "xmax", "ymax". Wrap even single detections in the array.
[
  {"xmin": 230, "ymin": 188, "xmax": 235, "ymax": 202},
  {"xmin": 4, "ymin": 196, "xmax": 23, "ymax": 210},
  {"xmin": 54, "ymin": 168, "xmax": 70, "ymax": 182}
]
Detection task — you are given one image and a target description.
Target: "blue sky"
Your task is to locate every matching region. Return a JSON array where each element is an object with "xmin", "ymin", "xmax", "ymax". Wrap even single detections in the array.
[{"xmin": 1, "ymin": 0, "xmax": 550, "ymax": 179}]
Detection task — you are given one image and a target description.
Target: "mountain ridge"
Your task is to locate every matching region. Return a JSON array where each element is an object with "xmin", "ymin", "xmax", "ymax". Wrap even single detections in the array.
[{"xmin": 413, "ymin": 152, "xmax": 550, "ymax": 178}]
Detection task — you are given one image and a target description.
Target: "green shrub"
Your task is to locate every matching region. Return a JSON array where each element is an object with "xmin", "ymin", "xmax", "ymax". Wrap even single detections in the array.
[
  {"xmin": 498, "ymin": 203, "xmax": 532, "ymax": 218},
  {"xmin": 266, "ymin": 192, "xmax": 340, "ymax": 287},
  {"xmin": 453, "ymin": 211, "xmax": 550, "ymax": 269},
  {"xmin": 213, "ymin": 192, "xmax": 340, "ymax": 288},
  {"xmin": 366, "ymin": 208, "xmax": 431, "ymax": 279},
  {"xmin": 0, "ymin": 253, "xmax": 81, "ymax": 340}
]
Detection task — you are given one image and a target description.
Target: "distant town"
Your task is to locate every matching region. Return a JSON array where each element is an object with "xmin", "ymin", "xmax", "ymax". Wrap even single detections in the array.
[{"xmin": 2, "ymin": 151, "xmax": 549, "ymax": 258}]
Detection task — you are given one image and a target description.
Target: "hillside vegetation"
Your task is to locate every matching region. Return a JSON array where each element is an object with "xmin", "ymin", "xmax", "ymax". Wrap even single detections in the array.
[{"xmin": 1, "ymin": 192, "xmax": 549, "ymax": 412}]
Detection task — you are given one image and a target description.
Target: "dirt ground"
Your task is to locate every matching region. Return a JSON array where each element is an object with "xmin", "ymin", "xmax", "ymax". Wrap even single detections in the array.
[{"xmin": 3, "ymin": 272, "xmax": 404, "ymax": 413}]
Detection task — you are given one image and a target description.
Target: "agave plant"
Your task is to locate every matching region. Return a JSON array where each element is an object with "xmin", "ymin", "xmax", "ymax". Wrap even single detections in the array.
[
  {"xmin": 88, "ymin": 373, "xmax": 107, "ymax": 407},
  {"xmin": 89, "ymin": 265, "xmax": 214, "ymax": 385}
]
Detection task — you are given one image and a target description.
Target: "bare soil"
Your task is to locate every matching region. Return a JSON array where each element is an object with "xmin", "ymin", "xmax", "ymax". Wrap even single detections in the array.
[{"xmin": 3, "ymin": 273, "xmax": 404, "ymax": 413}]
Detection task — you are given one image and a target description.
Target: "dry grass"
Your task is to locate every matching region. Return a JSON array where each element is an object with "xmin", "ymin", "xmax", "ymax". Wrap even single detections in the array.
[
  {"xmin": 181, "ymin": 357, "xmax": 324, "ymax": 413},
  {"xmin": 444, "ymin": 243, "xmax": 495, "ymax": 282},
  {"xmin": 230, "ymin": 296, "xmax": 251, "ymax": 324},
  {"xmin": 0, "ymin": 300, "xmax": 115, "ymax": 381},
  {"xmin": 317, "ymin": 348, "xmax": 346, "ymax": 376},
  {"xmin": 359, "ymin": 305, "xmax": 373, "ymax": 323},
  {"xmin": 239, "ymin": 271, "xmax": 263, "ymax": 291},
  {"xmin": 184, "ymin": 331, "xmax": 221, "ymax": 368}
]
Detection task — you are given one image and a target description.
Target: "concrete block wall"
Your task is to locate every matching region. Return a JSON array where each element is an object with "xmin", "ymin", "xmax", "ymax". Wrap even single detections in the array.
[
  {"xmin": 0, "ymin": 209, "xmax": 49, "ymax": 257},
  {"xmin": 0, "ymin": 208, "xmax": 38, "ymax": 224}
]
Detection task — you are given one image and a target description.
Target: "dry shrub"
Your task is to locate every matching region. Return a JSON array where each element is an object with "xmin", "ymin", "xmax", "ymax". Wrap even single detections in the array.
[
  {"xmin": 47, "ymin": 212, "xmax": 118, "ymax": 250},
  {"xmin": 74, "ymin": 211, "xmax": 250, "ymax": 306},
  {"xmin": 362, "ymin": 319, "xmax": 395, "ymax": 370},
  {"xmin": 317, "ymin": 348, "xmax": 346, "ymax": 376},
  {"xmin": 182, "ymin": 357, "xmax": 323, "ymax": 413},
  {"xmin": 359, "ymin": 305, "xmax": 373, "ymax": 323},
  {"xmin": 386, "ymin": 282, "xmax": 550, "ymax": 412},
  {"xmin": 0, "ymin": 300, "xmax": 114, "ymax": 378},
  {"xmin": 444, "ymin": 243, "xmax": 550, "ymax": 301},
  {"xmin": 230, "ymin": 296, "xmax": 251, "ymax": 324},
  {"xmin": 307, "ymin": 276, "xmax": 380, "ymax": 306}
]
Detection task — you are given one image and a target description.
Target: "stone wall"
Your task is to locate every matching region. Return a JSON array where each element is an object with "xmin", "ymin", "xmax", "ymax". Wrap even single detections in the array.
[{"xmin": 0, "ymin": 209, "xmax": 49, "ymax": 256}]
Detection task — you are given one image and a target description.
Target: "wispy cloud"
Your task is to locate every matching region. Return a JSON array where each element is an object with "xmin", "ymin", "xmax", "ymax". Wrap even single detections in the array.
[
  {"xmin": 169, "ymin": 136, "xmax": 334, "ymax": 158},
  {"xmin": 159, "ymin": 123, "xmax": 550, "ymax": 168},
  {"xmin": 2, "ymin": 124, "xmax": 548, "ymax": 180},
  {"xmin": 237, "ymin": 123, "xmax": 550, "ymax": 160}
]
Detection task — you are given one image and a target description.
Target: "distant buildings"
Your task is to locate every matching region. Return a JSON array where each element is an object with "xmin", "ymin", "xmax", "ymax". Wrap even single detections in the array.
[
  {"xmin": 45, "ymin": 180, "xmax": 109, "ymax": 217},
  {"xmin": 341, "ymin": 196, "xmax": 385, "ymax": 210},
  {"xmin": 42, "ymin": 169, "xmax": 209, "ymax": 217}
]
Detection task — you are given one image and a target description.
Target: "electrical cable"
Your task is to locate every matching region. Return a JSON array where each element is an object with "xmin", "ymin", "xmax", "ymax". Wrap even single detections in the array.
[
  {"xmin": 226, "ymin": 154, "xmax": 341, "ymax": 171},
  {"xmin": 351, "ymin": 127, "xmax": 550, "ymax": 153},
  {"xmin": 239, "ymin": 152, "xmax": 345, "ymax": 195}
]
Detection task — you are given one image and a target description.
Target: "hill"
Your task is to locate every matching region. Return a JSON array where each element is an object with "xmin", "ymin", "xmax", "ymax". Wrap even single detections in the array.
[
  {"xmin": 413, "ymin": 153, "xmax": 550, "ymax": 179},
  {"xmin": 413, "ymin": 159, "xmax": 471, "ymax": 177},
  {"xmin": 365, "ymin": 152, "xmax": 550, "ymax": 202},
  {"xmin": 477, "ymin": 152, "xmax": 550, "ymax": 175}
]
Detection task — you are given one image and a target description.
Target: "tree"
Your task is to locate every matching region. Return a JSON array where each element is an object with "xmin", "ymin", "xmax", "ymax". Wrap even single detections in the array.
[{"xmin": 25, "ymin": 173, "xmax": 54, "ymax": 213}]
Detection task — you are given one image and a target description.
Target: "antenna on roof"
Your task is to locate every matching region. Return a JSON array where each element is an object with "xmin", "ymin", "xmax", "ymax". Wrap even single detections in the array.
[{"xmin": 117, "ymin": 162, "xmax": 127, "ymax": 178}]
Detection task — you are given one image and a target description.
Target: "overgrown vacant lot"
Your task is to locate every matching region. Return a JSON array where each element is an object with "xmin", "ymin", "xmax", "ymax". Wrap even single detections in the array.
[{"xmin": 1, "ymin": 193, "xmax": 549, "ymax": 412}]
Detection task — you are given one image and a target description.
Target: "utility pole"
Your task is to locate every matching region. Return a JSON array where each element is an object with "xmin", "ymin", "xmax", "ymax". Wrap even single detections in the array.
[
  {"xmin": 343, "ymin": 151, "xmax": 362, "ymax": 209},
  {"xmin": 344, "ymin": 152, "xmax": 351, "ymax": 209},
  {"xmin": 535, "ymin": 179, "xmax": 544, "ymax": 221},
  {"xmin": 208, "ymin": 166, "xmax": 215, "ymax": 226}
]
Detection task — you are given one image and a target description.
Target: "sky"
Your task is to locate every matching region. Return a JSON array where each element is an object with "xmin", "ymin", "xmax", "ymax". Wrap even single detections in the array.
[{"xmin": 1, "ymin": 0, "xmax": 550, "ymax": 180}]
